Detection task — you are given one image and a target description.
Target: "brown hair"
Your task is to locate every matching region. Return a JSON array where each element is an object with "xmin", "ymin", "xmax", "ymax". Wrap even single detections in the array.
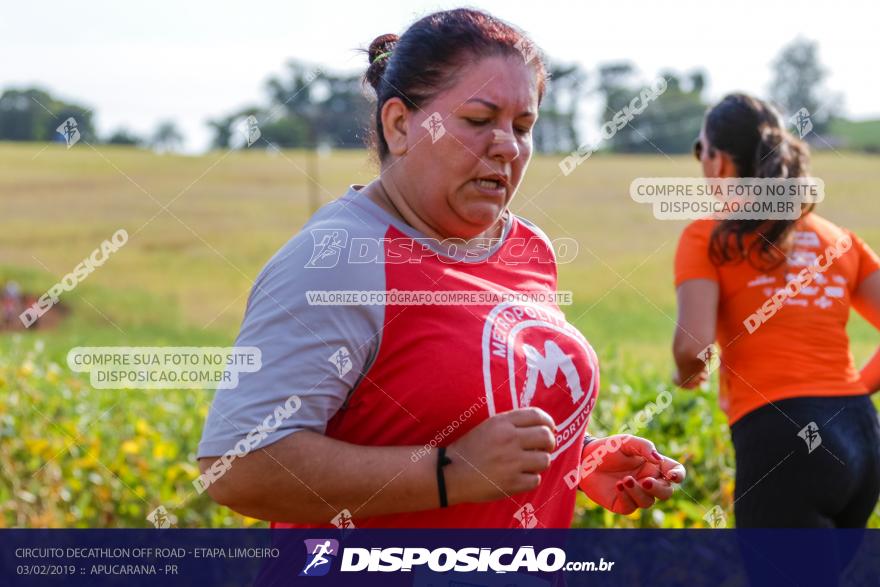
[
  {"xmin": 362, "ymin": 8, "xmax": 548, "ymax": 161},
  {"xmin": 704, "ymin": 93, "xmax": 813, "ymax": 269}
]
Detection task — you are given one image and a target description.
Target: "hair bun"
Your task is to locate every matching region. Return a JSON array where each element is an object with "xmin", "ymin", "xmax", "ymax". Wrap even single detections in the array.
[
  {"xmin": 365, "ymin": 34, "xmax": 398, "ymax": 91},
  {"xmin": 368, "ymin": 34, "xmax": 398, "ymax": 64}
]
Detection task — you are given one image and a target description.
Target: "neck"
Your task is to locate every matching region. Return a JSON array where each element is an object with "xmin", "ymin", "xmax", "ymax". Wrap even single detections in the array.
[{"xmin": 363, "ymin": 177, "xmax": 506, "ymax": 248}]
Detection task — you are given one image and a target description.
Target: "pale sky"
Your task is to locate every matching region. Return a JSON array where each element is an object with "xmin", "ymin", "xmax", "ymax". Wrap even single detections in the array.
[{"xmin": 3, "ymin": 0, "xmax": 878, "ymax": 152}]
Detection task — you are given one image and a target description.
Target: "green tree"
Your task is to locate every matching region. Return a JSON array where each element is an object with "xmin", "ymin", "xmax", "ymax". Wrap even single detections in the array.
[
  {"xmin": 265, "ymin": 61, "xmax": 370, "ymax": 149},
  {"xmin": 151, "ymin": 120, "xmax": 184, "ymax": 152},
  {"xmin": 207, "ymin": 61, "xmax": 370, "ymax": 150},
  {"xmin": 105, "ymin": 128, "xmax": 143, "ymax": 146},
  {"xmin": 0, "ymin": 87, "xmax": 95, "ymax": 142},
  {"xmin": 769, "ymin": 38, "xmax": 835, "ymax": 134},
  {"xmin": 596, "ymin": 65, "xmax": 707, "ymax": 154},
  {"xmin": 616, "ymin": 71, "xmax": 706, "ymax": 154},
  {"xmin": 533, "ymin": 62, "xmax": 587, "ymax": 153},
  {"xmin": 207, "ymin": 107, "xmax": 264, "ymax": 149}
]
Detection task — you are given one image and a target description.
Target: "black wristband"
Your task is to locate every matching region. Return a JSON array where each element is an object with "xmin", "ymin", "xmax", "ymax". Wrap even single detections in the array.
[
  {"xmin": 436, "ymin": 447, "xmax": 453, "ymax": 508},
  {"xmin": 583, "ymin": 434, "xmax": 597, "ymax": 449}
]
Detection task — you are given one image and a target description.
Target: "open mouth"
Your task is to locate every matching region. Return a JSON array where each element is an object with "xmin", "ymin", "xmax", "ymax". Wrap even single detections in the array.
[
  {"xmin": 476, "ymin": 178, "xmax": 503, "ymax": 190},
  {"xmin": 472, "ymin": 175, "xmax": 509, "ymax": 197}
]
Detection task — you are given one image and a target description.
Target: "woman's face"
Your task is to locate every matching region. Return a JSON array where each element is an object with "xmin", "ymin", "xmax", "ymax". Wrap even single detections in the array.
[
  {"xmin": 697, "ymin": 121, "xmax": 738, "ymax": 178},
  {"xmin": 696, "ymin": 124, "xmax": 718, "ymax": 178},
  {"xmin": 386, "ymin": 54, "xmax": 539, "ymax": 239}
]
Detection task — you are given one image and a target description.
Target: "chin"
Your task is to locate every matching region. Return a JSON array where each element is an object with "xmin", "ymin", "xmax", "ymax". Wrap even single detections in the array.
[{"xmin": 459, "ymin": 204, "xmax": 504, "ymax": 230}]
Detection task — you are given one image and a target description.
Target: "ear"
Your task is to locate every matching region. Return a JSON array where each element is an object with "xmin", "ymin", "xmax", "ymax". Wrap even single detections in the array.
[{"xmin": 380, "ymin": 97, "xmax": 410, "ymax": 157}]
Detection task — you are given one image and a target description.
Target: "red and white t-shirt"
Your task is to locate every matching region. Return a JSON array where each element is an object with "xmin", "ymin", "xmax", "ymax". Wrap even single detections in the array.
[{"xmin": 199, "ymin": 185, "xmax": 599, "ymax": 528}]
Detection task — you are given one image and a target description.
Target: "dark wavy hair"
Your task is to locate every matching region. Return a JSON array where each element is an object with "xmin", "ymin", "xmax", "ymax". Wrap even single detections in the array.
[
  {"xmin": 704, "ymin": 93, "xmax": 813, "ymax": 269},
  {"xmin": 361, "ymin": 8, "xmax": 548, "ymax": 161}
]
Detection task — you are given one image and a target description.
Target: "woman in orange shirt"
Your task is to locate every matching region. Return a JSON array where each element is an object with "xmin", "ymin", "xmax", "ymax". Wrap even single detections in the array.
[{"xmin": 673, "ymin": 93, "xmax": 880, "ymax": 527}]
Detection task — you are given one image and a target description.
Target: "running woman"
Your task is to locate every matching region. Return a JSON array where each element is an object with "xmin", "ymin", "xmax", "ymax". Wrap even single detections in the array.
[
  {"xmin": 673, "ymin": 93, "xmax": 880, "ymax": 527},
  {"xmin": 198, "ymin": 8, "xmax": 684, "ymax": 528}
]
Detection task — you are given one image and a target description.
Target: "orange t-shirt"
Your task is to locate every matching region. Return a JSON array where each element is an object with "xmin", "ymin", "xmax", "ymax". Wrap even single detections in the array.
[{"xmin": 674, "ymin": 213, "xmax": 880, "ymax": 425}]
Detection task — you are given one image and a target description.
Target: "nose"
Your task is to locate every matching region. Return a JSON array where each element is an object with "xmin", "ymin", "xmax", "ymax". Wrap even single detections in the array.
[{"xmin": 489, "ymin": 127, "xmax": 520, "ymax": 163}]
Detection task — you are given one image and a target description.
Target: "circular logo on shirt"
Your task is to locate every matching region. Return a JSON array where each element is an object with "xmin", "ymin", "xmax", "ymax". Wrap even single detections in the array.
[{"xmin": 481, "ymin": 302, "xmax": 598, "ymax": 459}]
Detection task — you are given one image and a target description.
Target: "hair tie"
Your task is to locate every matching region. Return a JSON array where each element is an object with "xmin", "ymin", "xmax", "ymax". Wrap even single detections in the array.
[{"xmin": 374, "ymin": 50, "xmax": 393, "ymax": 63}]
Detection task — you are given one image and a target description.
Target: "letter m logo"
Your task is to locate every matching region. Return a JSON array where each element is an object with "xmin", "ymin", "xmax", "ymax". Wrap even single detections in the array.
[{"xmin": 520, "ymin": 340, "xmax": 584, "ymax": 407}]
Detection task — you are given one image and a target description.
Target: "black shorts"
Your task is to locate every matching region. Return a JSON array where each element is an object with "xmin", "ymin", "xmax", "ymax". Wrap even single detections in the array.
[{"xmin": 730, "ymin": 394, "xmax": 880, "ymax": 528}]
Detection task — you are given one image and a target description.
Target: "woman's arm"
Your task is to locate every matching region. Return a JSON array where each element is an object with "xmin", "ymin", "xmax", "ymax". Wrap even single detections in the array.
[
  {"xmin": 853, "ymin": 270, "xmax": 880, "ymax": 393},
  {"xmin": 673, "ymin": 279, "xmax": 719, "ymax": 388},
  {"xmin": 199, "ymin": 407, "xmax": 557, "ymax": 524}
]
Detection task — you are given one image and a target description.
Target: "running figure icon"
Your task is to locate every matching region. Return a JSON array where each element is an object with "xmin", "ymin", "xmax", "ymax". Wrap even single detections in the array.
[{"xmin": 302, "ymin": 540, "xmax": 336, "ymax": 575}]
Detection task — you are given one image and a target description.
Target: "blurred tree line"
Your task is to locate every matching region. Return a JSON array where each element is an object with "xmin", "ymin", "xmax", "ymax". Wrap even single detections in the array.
[
  {"xmin": 206, "ymin": 62, "xmax": 371, "ymax": 151},
  {"xmin": 0, "ymin": 87, "xmax": 186, "ymax": 150},
  {"xmin": 0, "ymin": 39, "xmax": 868, "ymax": 154},
  {"xmin": 0, "ymin": 88, "xmax": 97, "ymax": 143},
  {"xmin": 204, "ymin": 58, "xmax": 708, "ymax": 155},
  {"xmin": 593, "ymin": 64, "xmax": 706, "ymax": 154},
  {"xmin": 199, "ymin": 38, "xmax": 854, "ymax": 155}
]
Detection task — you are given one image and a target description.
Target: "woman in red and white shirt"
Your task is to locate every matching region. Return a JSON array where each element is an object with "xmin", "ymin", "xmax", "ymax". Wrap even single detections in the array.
[{"xmin": 198, "ymin": 8, "xmax": 684, "ymax": 528}]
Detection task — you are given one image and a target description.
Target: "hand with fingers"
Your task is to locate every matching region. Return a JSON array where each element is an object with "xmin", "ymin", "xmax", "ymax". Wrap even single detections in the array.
[
  {"xmin": 673, "ymin": 367, "xmax": 708, "ymax": 389},
  {"xmin": 444, "ymin": 407, "xmax": 557, "ymax": 505},
  {"xmin": 578, "ymin": 434, "xmax": 686, "ymax": 515}
]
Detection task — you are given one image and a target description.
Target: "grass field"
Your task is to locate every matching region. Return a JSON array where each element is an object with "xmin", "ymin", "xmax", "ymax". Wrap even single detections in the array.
[
  {"xmin": 829, "ymin": 118, "xmax": 880, "ymax": 151},
  {"xmin": 1, "ymin": 142, "xmax": 878, "ymax": 528}
]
